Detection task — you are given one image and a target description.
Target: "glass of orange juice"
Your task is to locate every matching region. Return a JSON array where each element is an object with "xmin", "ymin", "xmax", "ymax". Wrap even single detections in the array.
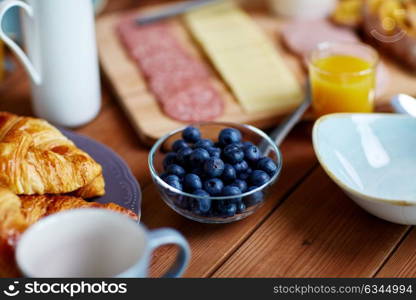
[{"xmin": 308, "ymin": 42, "xmax": 378, "ymax": 117}]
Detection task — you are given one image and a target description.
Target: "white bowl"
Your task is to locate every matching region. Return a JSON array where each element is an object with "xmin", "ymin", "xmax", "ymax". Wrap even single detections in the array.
[{"xmin": 313, "ymin": 113, "xmax": 416, "ymax": 224}]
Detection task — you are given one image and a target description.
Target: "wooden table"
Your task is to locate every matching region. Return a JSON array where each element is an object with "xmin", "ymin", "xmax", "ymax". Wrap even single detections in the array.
[{"xmin": 2, "ymin": 0, "xmax": 416, "ymax": 278}]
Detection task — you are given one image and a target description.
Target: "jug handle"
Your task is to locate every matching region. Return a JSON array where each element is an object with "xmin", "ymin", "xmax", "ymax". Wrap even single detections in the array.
[{"xmin": 0, "ymin": 0, "xmax": 41, "ymax": 85}]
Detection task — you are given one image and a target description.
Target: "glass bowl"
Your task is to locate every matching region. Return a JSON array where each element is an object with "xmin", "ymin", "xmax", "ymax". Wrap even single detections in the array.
[{"xmin": 148, "ymin": 122, "xmax": 282, "ymax": 224}]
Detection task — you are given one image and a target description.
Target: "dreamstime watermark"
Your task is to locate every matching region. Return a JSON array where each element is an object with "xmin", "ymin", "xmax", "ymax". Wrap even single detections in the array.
[
  {"xmin": 2, "ymin": 281, "xmax": 127, "ymax": 297},
  {"xmin": 369, "ymin": 7, "xmax": 408, "ymax": 43}
]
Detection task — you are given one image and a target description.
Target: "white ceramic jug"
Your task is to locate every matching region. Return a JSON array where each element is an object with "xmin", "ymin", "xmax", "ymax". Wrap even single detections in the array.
[{"xmin": 0, "ymin": 0, "xmax": 101, "ymax": 127}]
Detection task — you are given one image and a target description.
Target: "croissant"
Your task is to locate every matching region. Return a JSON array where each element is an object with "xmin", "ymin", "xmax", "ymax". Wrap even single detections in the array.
[
  {"xmin": 72, "ymin": 175, "xmax": 105, "ymax": 198},
  {"xmin": 0, "ymin": 188, "xmax": 27, "ymax": 277},
  {"xmin": 0, "ymin": 187, "xmax": 138, "ymax": 278},
  {"xmin": 0, "ymin": 112, "xmax": 105, "ymax": 197},
  {"xmin": 19, "ymin": 194, "xmax": 138, "ymax": 224}
]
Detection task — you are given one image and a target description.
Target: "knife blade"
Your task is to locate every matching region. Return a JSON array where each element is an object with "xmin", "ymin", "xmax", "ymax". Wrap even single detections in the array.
[{"xmin": 136, "ymin": 0, "xmax": 221, "ymax": 25}]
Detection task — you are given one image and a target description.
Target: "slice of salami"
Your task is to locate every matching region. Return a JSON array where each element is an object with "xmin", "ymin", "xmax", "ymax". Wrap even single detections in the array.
[
  {"xmin": 117, "ymin": 16, "xmax": 224, "ymax": 122},
  {"xmin": 131, "ymin": 39, "xmax": 178, "ymax": 60},
  {"xmin": 130, "ymin": 22, "xmax": 172, "ymax": 40},
  {"xmin": 153, "ymin": 53, "xmax": 210, "ymax": 79},
  {"xmin": 163, "ymin": 82, "xmax": 224, "ymax": 122},
  {"xmin": 118, "ymin": 21, "xmax": 179, "ymax": 59},
  {"xmin": 138, "ymin": 49, "xmax": 192, "ymax": 76},
  {"xmin": 149, "ymin": 63, "xmax": 210, "ymax": 100}
]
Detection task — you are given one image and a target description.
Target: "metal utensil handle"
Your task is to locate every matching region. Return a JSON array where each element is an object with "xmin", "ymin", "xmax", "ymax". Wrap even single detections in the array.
[
  {"xmin": 136, "ymin": 0, "xmax": 219, "ymax": 25},
  {"xmin": 391, "ymin": 94, "xmax": 416, "ymax": 117},
  {"xmin": 270, "ymin": 84, "xmax": 311, "ymax": 147}
]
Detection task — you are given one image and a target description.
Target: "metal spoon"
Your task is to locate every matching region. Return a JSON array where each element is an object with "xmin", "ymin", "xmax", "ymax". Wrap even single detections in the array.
[
  {"xmin": 259, "ymin": 82, "xmax": 312, "ymax": 155},
  {"xmin": 136, "ymin": 0, "xmax": 220, "ymax": 25},
  {"xmin": 391, "ymin": 94, "xmax": 416, "ymax": 117}
]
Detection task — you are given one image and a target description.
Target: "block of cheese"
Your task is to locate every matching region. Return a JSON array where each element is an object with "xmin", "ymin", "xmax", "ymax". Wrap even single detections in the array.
[{"xmin": 184, "ymin": 1, "xmax": 303, "ymax": 113}]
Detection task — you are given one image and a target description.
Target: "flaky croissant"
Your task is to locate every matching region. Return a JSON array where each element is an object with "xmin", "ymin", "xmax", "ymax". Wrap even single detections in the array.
[
  {"xmin": 19, "ymin": 194, "xmax": 138, "ymax": 224},
  {"xmin": 0, "ymin": 188, "xmax": 28, "ymax": 277},
  {"xmin": 0, "ymin": 112, "xmax": 105, "ymax": 197},
  {"xmin": 72, "ymin": 175, "xmax": 105, "ymax": 198},
  {"xmin": 0, "ymin": 187, "xmax": 137, "ymax": 278}
]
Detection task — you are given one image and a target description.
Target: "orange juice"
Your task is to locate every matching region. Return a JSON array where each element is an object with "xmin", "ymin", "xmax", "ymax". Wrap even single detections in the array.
[{"xmin": 310, "ymin": 54, "xmax": 376, "ymax": 117}]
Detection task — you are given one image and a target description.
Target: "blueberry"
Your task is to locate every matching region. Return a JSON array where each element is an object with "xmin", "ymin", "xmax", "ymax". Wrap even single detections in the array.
[
  {"xmin": 163, "ymin": 152, "xmax": 177, "ymax": 170},
  {"xmin": 173, "ymin": 196, "xmax": 189, "ymax": 209},
  {"xmin": 222, "ymin": 203, "xmax": 237, "ymax": 217},
  {"xmin": 189, "ymin": 148, "xmax": 210, "ymax": 167},
  {"xmin": 182, "ymin": 126, "xmax": 201, "ymax": 143},
  {"xmin": 219, "ymin": 128, "xmax": 242, "ymax": 146},
  {"xmin": 222, "ymin": 185, "xmax": 242, "ymax": 205},
  {"xmin": 189, "ymin": 168, "xmax": 204, "ymax": 178},
  {"xmin": 222, "ymin": 185, "xmax": 242, "ymax": 204},
  {"xmin": 191, "ymin": 189, "xmax": 211, "ymax": 214},
  {"xmin": 207, "ymin": 147, "xmax": 221, "ymax": 158},
  {"xmin": 239, "ymin": 168, "xmax": 253, "ymax": 180},
  {"xmin": 232, "ymin": 142, "xmax": 244, "ymax": 148},
  {"xmin": 244, "ymin": 145, "xmax": 260, "ymax": 163},
  {"xmin": 223, "ymin": 144, "xmax": 244, "ymax": 164},
  {"xmin": 204, "ymin": 178, "xmax": 224, "ymax": 196},
  {"xmin": 222, "ymin": 163, "xmax": 237, "ymax": 183},
  {"xmin": 203, "ymin": 158, "xmax": 225, "ymax": 178},
  {"xmin": 257, "ymin": 157, "xmax": 278, "ymax": 176},
  {"xmin": 244, "ymin": 186, "xmax": 264, "ymax": 207},
  {"xmin": 160, "ymin": 173, "xmax": 170, "ymax": 181},
  {"xmin": 193, "ymin": 189, "xmax": 210, "ymax": 198},
  {"xmin": 237, "ymin": 202, "xmax": 246, "ymax": 213},
  {"xmin": 233, "ymin": 160, "xmax": 249, "ymax": 173},
  {"xmin": 165, "ymin": 164, "xmax": 186, "ymax": 178},
  {"xmin": 249, "ymin": 170, "xmax": 271, "ymax": 187},
  {"xmin": 214, "ymin": 142, "xmax": 222, "ymax": 148},
  {"xmin": 164, "ymin": 174, "xmax": 180, "ymax": 183},
  {"xmin": 222, "ymin": 185, "xmax": 242, "ymax": 196},
  {"xmin": 243, "ymin": 141, "xmax": 254, "ymax": 149},
  {"xmin": 172, "ymin": 139, "xmax": 189, "ymax": 152},
  {"xmin": 176, "ymin": 147, "xmax": 193, "ymax": 166},
  {"xmin": 184, "ymin": 173, "xmax": 202, "ymax": 192},
  {"xmin": 164, "ymin": 175, "xmax": 182, "ymax": 191},
  {"xmin": 231, "ymin": 179, "xmax": 248, "ymax": 193},
  {"xmin": 194, "ymin": 139, "xmax": 214, "ymax": 150}
]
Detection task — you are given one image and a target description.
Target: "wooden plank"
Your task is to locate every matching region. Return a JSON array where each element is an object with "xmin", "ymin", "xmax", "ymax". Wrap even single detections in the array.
[
  {"xmin": 376, "ymin": 229, "xmax": 416, "ymax": 278},
  {"xmin": 213, "ymin": 167, "xmax": 409, "ymax": 277},
  {"xmin": 140, "ymin": 122, "xmax": 318, "ymax": 277},
  {"xmin": 76, "ymin": 102, "xmax": 153, "ymax": 187}
]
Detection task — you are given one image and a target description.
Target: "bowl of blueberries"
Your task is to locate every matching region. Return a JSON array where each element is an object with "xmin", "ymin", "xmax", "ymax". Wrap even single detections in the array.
[{"xmin": 148, "ymin": 123, "xmax": 282, "ymax": 223}]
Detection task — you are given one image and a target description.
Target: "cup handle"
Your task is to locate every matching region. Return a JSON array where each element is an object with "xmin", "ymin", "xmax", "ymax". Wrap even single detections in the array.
[
  {"xmin": 0, "ymin": 0, "xmax": 41, "ymax": 84},
  {"xmin": 148, "ymin": 228, "xmax": 191, "ymax": 278}
]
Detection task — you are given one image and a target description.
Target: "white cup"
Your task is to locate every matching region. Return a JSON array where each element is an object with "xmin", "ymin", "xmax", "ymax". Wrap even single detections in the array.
[
  {"xmin": 16, "ymin": 209, "xmax": 191, "ymax": 278},
  {"xmin": 268, "ymin": 0, "xmax": 337, "ymax": 18},
  {"xmin": 0, "ymin": 0, "xmax": 102, "ymax": 127}
]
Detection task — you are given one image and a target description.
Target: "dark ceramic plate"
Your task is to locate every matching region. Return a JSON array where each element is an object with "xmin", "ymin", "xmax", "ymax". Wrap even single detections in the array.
[{"xmin": 61, "ymin": 129, "xmax": 141, "ymax": 219}]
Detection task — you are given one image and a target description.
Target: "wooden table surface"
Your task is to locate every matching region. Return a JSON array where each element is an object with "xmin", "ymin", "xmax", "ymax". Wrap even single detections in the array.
[{"xmin": 2, "ymin": 0, "xmax": 416, "ymax": 278}]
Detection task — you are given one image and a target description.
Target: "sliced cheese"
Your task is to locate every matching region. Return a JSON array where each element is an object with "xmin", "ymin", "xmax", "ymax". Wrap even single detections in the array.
[{"xmin": 184, "ymin": 1, "xmax": 303, "ymax": 113}]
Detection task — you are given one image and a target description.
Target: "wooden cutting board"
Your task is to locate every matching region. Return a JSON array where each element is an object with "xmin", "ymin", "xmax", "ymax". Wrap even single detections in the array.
[{"xmin": 96, "ymin": 5, "xmax": 416, "ymax": 145}]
